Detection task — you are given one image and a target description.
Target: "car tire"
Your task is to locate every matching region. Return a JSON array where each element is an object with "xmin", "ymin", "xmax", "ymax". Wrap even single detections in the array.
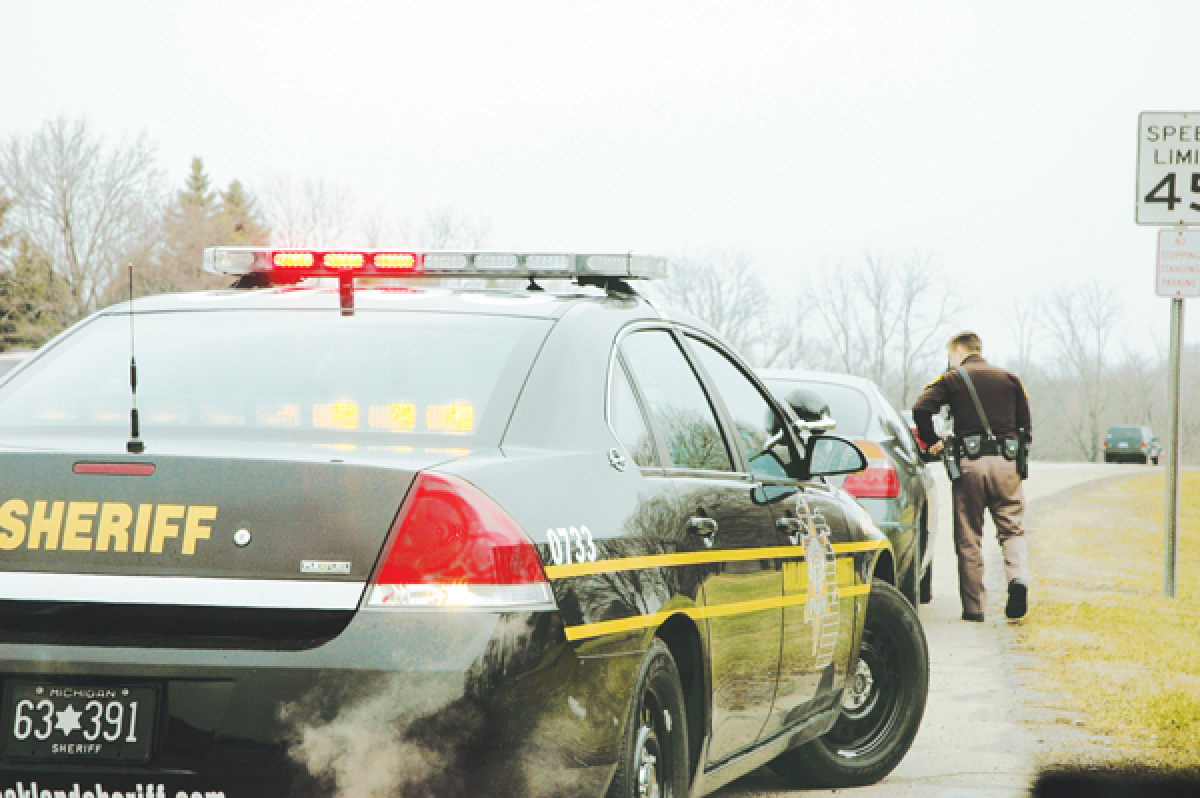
[
  {"xmin": 1153, "ymin": 456, "xmax": 1160, "ymax": 465},
  {"xmin": 1104, "ymin": 454, "xmax": 1112, "ymax": 463},
  {"xmin": 607, "ymin": 639, "xmax": 689, "ymax": 798},
  {"xmin": 767, "ymin": 580, "xmax": 929, "ymax": 788},
  {"xmin": 919, "ymin": 558, "xmax": 933, "ymax": 605}
]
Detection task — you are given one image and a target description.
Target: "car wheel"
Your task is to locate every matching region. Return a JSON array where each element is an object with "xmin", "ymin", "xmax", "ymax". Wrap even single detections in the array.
[
  {"xmin": 919, "ymin": 558, "xmax": 933, "ymax": 605},
  {"xmin": 767, "ymin": 580, "xmax": 929, "ymax": 788},
  {"xmin": 1104, "ymin": 454, "xmax": 1112, "ymax": 463},
  {"xmin": 1153, "ymin": 456, "xmax": 1160, "ymax": 465},
  {"xmin": 607, "ymin": 639, "xmax": 689, "ymax": 798}
]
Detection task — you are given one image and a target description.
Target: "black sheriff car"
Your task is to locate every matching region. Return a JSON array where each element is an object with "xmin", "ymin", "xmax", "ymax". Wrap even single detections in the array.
[{"xmin": 0, "ymin": 249, "xmax": 928, "ymax": 798}]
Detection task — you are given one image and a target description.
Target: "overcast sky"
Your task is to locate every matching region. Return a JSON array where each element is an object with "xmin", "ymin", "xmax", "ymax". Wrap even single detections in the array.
[{"xmin": 3, "ymin": 0, "xmax": 1197, "ymax": 359}]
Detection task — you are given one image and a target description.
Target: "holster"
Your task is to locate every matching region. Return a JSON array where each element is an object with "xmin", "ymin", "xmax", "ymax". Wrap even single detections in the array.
[
  {"xmin": 962, "ymin": 434, "xmax": 983, "ymax": 458},
  {"xmin": 943, "ymin": 436, "xmax": 962, "ymax": 481},
  {"xmin": 1015, "ymin": 431, "xmax": 1030, "ymax": 480}
]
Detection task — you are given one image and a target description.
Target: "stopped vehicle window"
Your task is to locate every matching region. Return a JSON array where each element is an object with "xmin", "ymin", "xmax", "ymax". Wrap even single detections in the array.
[{"xmin": 764, "ymin": 378, "xmax": 872, "ymax": 437}]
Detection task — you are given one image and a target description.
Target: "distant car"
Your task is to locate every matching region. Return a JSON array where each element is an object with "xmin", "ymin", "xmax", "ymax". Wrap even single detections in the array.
[
  {"xmin": 759, "ymin": 371, "xmax": 938, "ymax": 607},
  {"xmin": 0, "ymin": 350, "xmax": 32, "ymax": 380},
  {"xmin": 1104, "ymin": 425, "xmax": 1161, "ymax": 464}
]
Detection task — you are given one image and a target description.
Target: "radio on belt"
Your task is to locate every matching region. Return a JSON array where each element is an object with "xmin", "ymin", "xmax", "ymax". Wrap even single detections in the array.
[{"xmin": 203, "ymin": 247, "xmax": 668, "ymax": 313}]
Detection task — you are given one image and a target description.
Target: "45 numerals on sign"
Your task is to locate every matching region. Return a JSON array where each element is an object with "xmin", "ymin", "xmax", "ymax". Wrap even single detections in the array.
[{"xmin": 1144, "ymin": 172, "xmax": 1200, "ymax": 212}]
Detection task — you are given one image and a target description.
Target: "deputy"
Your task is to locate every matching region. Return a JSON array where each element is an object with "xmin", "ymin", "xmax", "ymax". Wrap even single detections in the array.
[{"xmin": 912, "ymin": 331, "xmax": 1032, "ymax": 622}]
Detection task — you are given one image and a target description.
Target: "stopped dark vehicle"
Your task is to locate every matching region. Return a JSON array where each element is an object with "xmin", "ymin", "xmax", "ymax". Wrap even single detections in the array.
[
  {"xmin": 758, "ymin": 371, "xmax": 938, "ymax": 608},
  {"xmin": 0, "ymin": 248, "xmax": 928, "ymax": 798},
  {"xmin": 1103, "ymin": 425, "xmax": 1161, "ymax": 465}
]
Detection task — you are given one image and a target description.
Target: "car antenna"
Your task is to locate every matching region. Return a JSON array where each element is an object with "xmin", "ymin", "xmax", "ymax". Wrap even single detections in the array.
[{"xmin": 126, "ymin": 261, "xmax": 144, "ymax": 454}]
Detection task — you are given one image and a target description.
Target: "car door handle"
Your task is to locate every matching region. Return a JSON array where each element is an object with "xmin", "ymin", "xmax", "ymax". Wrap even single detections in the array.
[{"xmin": 686, "ymin": 517, "xmax": 718, "ymax": 538}]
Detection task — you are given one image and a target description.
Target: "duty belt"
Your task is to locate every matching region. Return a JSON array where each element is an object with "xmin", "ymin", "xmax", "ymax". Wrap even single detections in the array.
[{"xmin": 965, "ymin": 438, "xmax": 1004, "ymax": 457}]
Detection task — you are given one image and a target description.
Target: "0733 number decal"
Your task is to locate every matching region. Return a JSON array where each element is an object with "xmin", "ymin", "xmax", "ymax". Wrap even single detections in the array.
[{"xmin": 546, "ymin": 526, "xmax": 597, "ymax": 566}]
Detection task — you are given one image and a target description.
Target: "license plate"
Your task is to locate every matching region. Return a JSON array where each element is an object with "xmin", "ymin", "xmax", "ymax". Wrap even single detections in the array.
[
  {"xmin": 1118, "ymin": 442, "xmax": 1129, "ymax": 448},
  {"xmin": 3, "ymin": 683, "xmax": 156, "ymax": 762}
]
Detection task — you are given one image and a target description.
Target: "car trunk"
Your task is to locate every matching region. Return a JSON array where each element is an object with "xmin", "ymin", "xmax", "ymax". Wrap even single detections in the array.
[{"xmin": 0, "ymin": 449, "xmax": 436, "ymax": 649}]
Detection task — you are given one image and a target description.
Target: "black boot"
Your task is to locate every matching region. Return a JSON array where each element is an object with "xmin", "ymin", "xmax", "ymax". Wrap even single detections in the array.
[{"xmin": 1006, "ymin": 579, "xmax": 1028, "ymax": 619}]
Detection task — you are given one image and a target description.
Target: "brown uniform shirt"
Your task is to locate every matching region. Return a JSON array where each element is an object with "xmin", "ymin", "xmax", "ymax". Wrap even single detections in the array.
[{"xmin": 911, "ymin": 354, "xmax": 1032, "ymax": 447}]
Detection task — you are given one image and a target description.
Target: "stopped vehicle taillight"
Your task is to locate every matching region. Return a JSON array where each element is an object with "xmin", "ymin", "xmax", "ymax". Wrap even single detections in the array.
[
  {"xmin": 841, "ymin": 441, "xmax": 900, "ymax": 499},
  {"xmin": 367, "ymin": 472, "xmax": 554, "ymax": 609}
]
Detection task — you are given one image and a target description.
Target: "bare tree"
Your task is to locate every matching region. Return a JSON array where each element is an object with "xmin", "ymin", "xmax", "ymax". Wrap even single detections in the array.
[
  {"xmin": 1112, "ymin": 346, "xmax": 1163, "ymax": 427},
  {"xmin": 811, "ymin": 258, "xmax": 861, "ymax": 374},
  {"xmin": 892, "ymin": 253, "xmax": 963, "ymax": 405},
  {"xmin": 812, "ymin": 251, "xmax": 960, "ymax": 405},
  {"xmin": 415, "ymin": 205, "xmax": 491, "ymax": 249},
  {"xmin": 1004, "ymin": 296, "xmax": 1041, "ymax": 377},
  {"xmin": 360, "ymin": 203, "xmax": 414, "ymax": 249},
  {"xmin": 0, "ymin": 117, "xmax": 162, "ymax": 320},
  {"xmin": 1043, "ymin": 280, "xmax": 1118, "ymax": 461},
  {"xmin": 260, "ymin": 173, "xmax": 357, "ymax": 248},
  {"xmin": 652, "ymin": 250, "xmax": 789, "ymax": 365}
]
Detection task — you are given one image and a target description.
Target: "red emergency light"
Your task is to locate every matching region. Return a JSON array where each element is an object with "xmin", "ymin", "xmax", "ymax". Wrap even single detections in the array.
[{"xmin": 264, "ymin": 251, "xmax": 421, "ymax": 314}]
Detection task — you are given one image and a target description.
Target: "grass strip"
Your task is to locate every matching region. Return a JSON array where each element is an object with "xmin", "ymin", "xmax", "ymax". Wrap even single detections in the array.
[{"xmin": 1019, "ymin": 470, "xmax": 1200, "ymax": 766}]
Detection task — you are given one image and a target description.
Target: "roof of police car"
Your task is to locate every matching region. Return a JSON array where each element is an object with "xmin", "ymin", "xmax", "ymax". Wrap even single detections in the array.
[{"xmin": 101, "ymin": 284, "xmax": 648, "ymax": 319}]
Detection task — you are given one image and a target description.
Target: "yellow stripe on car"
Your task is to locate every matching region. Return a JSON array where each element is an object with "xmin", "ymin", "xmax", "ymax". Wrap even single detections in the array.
[
  {"xmin": 563, "ymin": 583, "xmax": 872, "ymax": 642},
  {"xmin": 542, "ymin": 538, "xmax": 888, "ymax": 580}
]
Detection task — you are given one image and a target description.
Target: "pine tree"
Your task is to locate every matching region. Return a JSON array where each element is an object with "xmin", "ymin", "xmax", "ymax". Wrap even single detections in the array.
[
  {"xmin": 183, "ymin": 156, "xmax": 214, "ymax": 210},
  {"xmin": 0, "ymin": 192, "xmax": 65, "ymax": 348},
  {"xmin": 218, "ymin": 179, "xmax": 269, "ymax": 246},
  {"xmin": 141, "ymin": 158, "xmax": 270, "ymax": 294},
  {"xmin": 0, "ymin": 237, "xmax": 67, "ymax": 350}
]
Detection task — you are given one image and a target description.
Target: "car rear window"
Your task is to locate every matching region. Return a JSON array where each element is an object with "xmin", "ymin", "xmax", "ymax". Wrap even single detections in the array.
[
  {"xmin": 1107, "ymin": 426, "xmax": 1146, "ymax": 442},
  {"xmin": 0, "ymin": 310, "xmax": 550, "ymax": 445},
  {"xmin": 763, "ymin": 378, "xmax": 872, "ymax": 437}
]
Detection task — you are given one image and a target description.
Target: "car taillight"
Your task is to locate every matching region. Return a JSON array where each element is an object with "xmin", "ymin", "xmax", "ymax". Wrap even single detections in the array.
[
  {"xmin": 1141, "ymin": 442, "xmax": 1147, "ymax": 449},
  {"xmin": 841, "ymin": 441, "xmax": 901, "ymax": 500},
  {"xmin": 1103, "ymin": 441, "xmax": 1108, "ymax": 449},
  {"xmin": 367, "ymin": 472, "xmax": 553, "ymax": 608}
]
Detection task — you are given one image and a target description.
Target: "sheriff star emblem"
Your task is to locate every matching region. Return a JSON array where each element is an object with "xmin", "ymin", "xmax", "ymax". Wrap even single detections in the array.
[
  {"xmin": 55, "ymin": 704, "xmax": 82, "ymax": 737},
  {"xmin": 797, "ymin": 495, "xmax": 841, "ymax": 669}
]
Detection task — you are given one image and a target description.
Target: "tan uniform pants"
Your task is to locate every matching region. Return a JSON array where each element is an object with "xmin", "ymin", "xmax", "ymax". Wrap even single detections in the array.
[{"xmin": 953, "ymin": 454, "xmax": 1029, "ymax": 615}]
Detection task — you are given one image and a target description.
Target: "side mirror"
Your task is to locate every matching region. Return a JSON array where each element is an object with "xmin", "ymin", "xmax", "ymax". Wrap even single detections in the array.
[{"xmin": 806, "ymin": 434, "xmax": 868, "ymax": 478}]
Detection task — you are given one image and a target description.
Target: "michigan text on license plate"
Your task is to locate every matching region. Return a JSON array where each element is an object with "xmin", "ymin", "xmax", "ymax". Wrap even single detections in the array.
[{"xmin": 3, "ymin": 684, "xmax": 156, "ymax": 761}]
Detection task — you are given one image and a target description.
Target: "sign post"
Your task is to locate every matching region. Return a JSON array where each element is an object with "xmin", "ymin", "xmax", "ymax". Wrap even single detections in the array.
[
  {"xmin": 1165, "ymin": 296, "xmax": 1183, "ymax": 597},
  {"xmin": 1154, "ymin": 229, "xmax": 1195, "ymax": 598},
  {"xmin": 1139, "ymin": 112, "xmax": 1200, "ymax": 598}
]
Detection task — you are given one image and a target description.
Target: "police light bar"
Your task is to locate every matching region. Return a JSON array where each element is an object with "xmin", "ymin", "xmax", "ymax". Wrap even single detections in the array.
[{"xmin": 203, "ymin": 247, "xmax": 668, "ymax": 281}]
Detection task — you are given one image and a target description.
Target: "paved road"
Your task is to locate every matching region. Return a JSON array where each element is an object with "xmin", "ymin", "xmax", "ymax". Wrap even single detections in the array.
[{"xmin": 711, "ymin": 461, "xmax": 1148, "ymax": 798}]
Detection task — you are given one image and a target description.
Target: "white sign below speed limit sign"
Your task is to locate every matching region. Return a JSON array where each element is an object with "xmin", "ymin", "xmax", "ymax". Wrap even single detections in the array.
[
  {"xmin": 1138, "ymin": 111, "xmax": 1200, "ymax": 225},
  {"xmin": 1156, "ymin": 229, "xmax": 1200, "ymax": 297}
]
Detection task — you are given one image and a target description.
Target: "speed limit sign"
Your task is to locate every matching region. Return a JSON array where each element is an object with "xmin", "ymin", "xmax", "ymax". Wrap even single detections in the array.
[{"xmin": 1137, "ymin": 111, "xmax": 1200, "ymax": 225}]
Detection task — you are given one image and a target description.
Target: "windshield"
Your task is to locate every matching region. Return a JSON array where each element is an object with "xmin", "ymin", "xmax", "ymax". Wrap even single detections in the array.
[{"xmin": 0, "ymin": 310, "xmax": 550, "ymax": 447}]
